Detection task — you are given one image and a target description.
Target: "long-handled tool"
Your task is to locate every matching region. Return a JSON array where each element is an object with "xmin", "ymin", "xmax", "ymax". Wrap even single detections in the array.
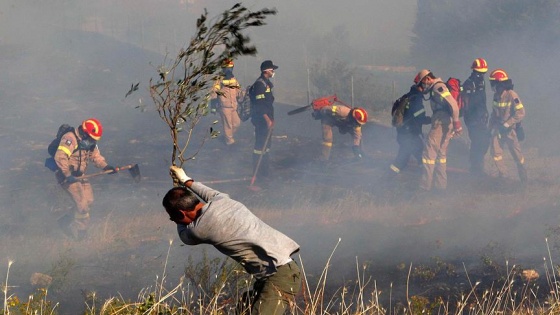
[
  {"xmin": 249, "ymin": 127, "xmax": 273, "ymax": 191},
  {"xmin": 287, "ymin": 104, "xmax": 312, "ymax": 116},
  {"xmin": 78, "ymin": 163, "xmax": 141, "ymax": 182},
  {"xmin": 204, "ymin": 177, "xmax": 250, "ymax": 184}
]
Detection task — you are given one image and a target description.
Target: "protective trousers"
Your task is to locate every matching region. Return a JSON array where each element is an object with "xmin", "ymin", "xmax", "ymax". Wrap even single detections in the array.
[
  {"xmin": 252, "ymin": 117, "xmax": 271, "ymax": 179},
  {"xmin": 237, "ymin": 260, "xmax": 301, "ymax": 315},
  {"xmin": 65, "ymin": 181, "xmax": 93, "ymax": 231},
  {"xmin": 490, "ymin": 129, "xmax": 526, "ymax": 181},
  {"xmin": 321, "ymin": 123, "xmax": 334, "ymax": 161},
  {"xmin": 219, "ymin": 106, "xmax": 241, "ymax": 145},
  {"xmin": 390, "ymin": 132, "xmax": 424, "ymax": 173},
  {"xmin": 466, "ymin": 123, "xmax": 490, "ymax": 174},
  {"xmin": 420, "ymin": 115, "xmax": 453, "ymax": 191}
]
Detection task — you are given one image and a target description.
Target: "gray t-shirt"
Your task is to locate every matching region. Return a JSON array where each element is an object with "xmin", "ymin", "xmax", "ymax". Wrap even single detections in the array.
[{"xmin": 177, "ymin": 182, "xmax": 300, "ymax": 278}]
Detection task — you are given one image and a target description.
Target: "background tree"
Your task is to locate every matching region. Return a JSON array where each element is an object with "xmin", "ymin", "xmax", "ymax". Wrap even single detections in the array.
[
  {"xmin": 148, "ymin": 3, "xmax": 276, "ymax": 167},
  {"xmin": 412, "ymin": 0, "xmax": 560, "ymax": 74}
]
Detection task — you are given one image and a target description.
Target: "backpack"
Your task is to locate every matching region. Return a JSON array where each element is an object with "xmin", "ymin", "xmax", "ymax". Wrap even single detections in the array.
[
  {"xmin": 311, "ymin": 95, "xmax": 339, "ymax": 111},
  {"xmin": 391, "ymin": 93, "xmax": 410, "ymax": 128},
  {"xmin": 45, "ymin": 124, "xmax": 75, "ymax": 172},
  {"xmin": 445, "ymin": 77, "xmax": 464, "ymax": 116},
  {"xmin": 237, "ymin": 78, "xmax": 265, "ymax": 122},
  {"xmin": 237, "ymin": 85, "xmax": 253, "ymax": 122}
]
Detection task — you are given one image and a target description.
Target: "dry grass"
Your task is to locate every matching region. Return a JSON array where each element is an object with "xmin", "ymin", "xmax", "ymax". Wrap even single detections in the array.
[{"xmin": 4, "ymin": 238, "xmax": 560, "ymax": 314}]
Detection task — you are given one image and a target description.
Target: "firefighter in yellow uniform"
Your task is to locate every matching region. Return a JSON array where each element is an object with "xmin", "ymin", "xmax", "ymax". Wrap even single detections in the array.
[
  {"xmin": 314, "ymin": 103, "xmax": 368, "ymax": 161},
  {"xmin": 210, "ymin": 59, "xmax": 242, "ymax": 147},
  {"xmin": 416, "ymin": 69, "xmax": 462, "ymax": 191},
  {"xmin": 54, "ymin": 118, "xmax": 116, "ymax": 239},
  {"xmin": 488, "ymin": 69, "xmax": 527, "ymax": 184}
]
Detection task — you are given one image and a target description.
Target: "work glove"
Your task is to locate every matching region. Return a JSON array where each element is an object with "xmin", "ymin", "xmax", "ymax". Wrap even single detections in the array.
[
  {"xmin": 352, "ymin": 145, "xmax": 364, "ymax": 159},
  {"xmin": 499, "ymin": 123, "xmax": 511, "ymax": 135},
  {"xmin": 65, "ymin": 175, "xmax": 78, "ymax": 184},
  {"xmin": 170, "ymin": 165, "xmax": 192, "ymax": 185},
  {"xmin": 453, "ymin": 120, "xmax": 463, "ymax": 136},
  {"xmin": 103, "ymin": 165, "xmax": 118, "ymax": 174},
  {"xmin": 210, "ymin": 99, "xmax": 219, "ymax": 114},
  {"xmin": 71, "ymin": 170, "xmax": 83, "ymax": 177}
]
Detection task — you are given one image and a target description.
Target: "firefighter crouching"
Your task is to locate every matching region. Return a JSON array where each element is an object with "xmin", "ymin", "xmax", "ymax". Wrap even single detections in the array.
[
  {"xmin": 488, "ymin": 69, "xmax": 527, "ymax": 184},
  {"xmin": 312, "ymin": 98, "xmax": 368, "ymax": 161},
  {"xmin": 54, "ymin": 118, "xmax": 116, "ymax": 239},
  {"xmin": 416, "ymin": 69, "xmax": 462, "ymax": 191}
]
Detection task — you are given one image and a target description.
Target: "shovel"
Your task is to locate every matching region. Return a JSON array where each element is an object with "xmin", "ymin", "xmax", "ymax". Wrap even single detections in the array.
[{"xmin": 78, "ymin": 164, "xmax": 141, "ymax": 182}]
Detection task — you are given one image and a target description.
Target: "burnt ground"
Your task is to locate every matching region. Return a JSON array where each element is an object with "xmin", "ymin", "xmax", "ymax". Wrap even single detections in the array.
[{"xmin": 1, "ymin": 30, "xmax": 560, "ymax": 313}]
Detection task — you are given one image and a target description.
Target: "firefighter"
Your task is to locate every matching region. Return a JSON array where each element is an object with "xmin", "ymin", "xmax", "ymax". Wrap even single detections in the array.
[
  {"xmin": 462, "ymin": 58, "xmax": 491, "ymax": 175},
  {"xmin": 54, "ymin": 118, "xmax": 116, "ymax": 239},
  {"xmin": 314, "ymin": 101, "xmax": 368, "ymax": 161},
  {"xmin": 416, "ymin": 69, "xmax": 462, "ymax": 191},
  {"xmin": 488, "ymin": 69, "xmax": 527, "ymax": 184},
  {"xmin": 250, "ymin": 60, "xmax": 277, "ymax": 182},
  {"xmin": 210, "ymin": 59, "xmax": 242, "ymax": 147},
  {"xmin": 389, "ymin": 82, "xmax": 431, "ymax": 175}
]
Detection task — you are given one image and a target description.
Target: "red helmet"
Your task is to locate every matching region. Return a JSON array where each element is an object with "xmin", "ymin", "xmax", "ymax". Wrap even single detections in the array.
[
  {"xmin": 413, "ymin": 73, "xmax": 421, "ymax": 85},
  {"xmin": 222, "ymin": 58, "xmax": 234, "ymax": 68},
  {"xmin": 471, "ymin": 58, "xmax": 488, "ymax": 73},
  {"xmin": 352, "ymin": 108, "xmax": 368, "ymax": 125},
  {"xmin": 81, "ymin": 118, "xmax": 103, "ymax": 140},
  {"xmin": 489, "ymin": 69, "xmax": 509, "ymax": 82}
]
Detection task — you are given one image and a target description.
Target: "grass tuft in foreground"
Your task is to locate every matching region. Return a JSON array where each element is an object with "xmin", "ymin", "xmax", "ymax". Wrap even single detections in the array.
[{"xmin": 3, "ymin": 239, "xmax": 560, "ymax": 314}]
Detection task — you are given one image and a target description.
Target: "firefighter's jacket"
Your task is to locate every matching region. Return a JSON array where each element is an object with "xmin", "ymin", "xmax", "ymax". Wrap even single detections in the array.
[
  {"xmin": 427, "ymin": 79, "xmax": 460, "ymax": 124},
  {"xmin": 54, "ymin": 131, "xmax": 108, "ymax": 178},
  {"xmin": 251, "ymin": 75, "xmax": 274, "ymax": 120},
  {"xmin": 397, "ymin": 85, "xmax": 429, "ymax": 136},
  {"xmin": 462, "ymin": 72, "xmax": 488, "ymax": 126},
  {"xmin": 211, "ymin": 76, "xmax": 242, "ymax": 109},
  {"xmin": 489, "ymin": 89, "xmax": 525, "ymax": 130},
  {"xmin": 319, "ymin": 103, "xmax": 362, "ymax": 146}
]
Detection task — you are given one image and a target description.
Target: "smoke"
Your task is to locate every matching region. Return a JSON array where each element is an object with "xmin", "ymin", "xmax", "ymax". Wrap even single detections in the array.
[{"xmin": 1, "ymin": 0, "xmax": 559, "ymax": 313}]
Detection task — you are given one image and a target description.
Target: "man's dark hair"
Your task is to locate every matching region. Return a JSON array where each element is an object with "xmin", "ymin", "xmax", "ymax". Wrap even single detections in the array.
[{"xmin": 162, "ymin": 187, "xmax": 200, "ymax": 219}]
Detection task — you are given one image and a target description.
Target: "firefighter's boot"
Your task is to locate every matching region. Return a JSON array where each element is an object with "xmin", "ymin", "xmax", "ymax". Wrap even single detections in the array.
[
  {"xmin": 320, "ymin": 143, "xmax": 332, "ymax": 161},
  {"xmin": 517, "ymin": 163, "xmax": 528, "ymax": 185}
]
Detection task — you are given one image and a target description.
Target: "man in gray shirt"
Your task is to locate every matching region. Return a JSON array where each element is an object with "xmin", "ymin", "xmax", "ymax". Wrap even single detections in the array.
[{"xmin": 164, "ymin": 165, "xmax": 301, "ymax": 314}]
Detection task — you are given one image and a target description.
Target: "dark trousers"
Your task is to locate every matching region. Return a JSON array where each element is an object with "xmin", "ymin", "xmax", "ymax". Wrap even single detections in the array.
[
  {"xmin": 251, "ymin": 117, "xmax": 272, "ymax": 178},
  {"xmin": 467, "ymin": 124, "xmax": 490, "ymax": 173},
  {"xmin": 390, "ymin": 132, "xmax": 424, "ymax": 173}
]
